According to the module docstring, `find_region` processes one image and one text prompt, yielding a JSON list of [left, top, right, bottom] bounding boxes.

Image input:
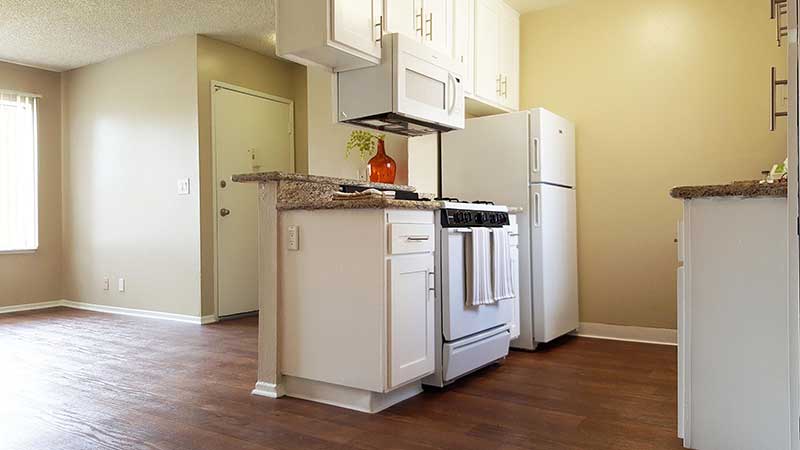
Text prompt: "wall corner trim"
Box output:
[[0, 300, 217, 325], [572, 322, 677, 346]]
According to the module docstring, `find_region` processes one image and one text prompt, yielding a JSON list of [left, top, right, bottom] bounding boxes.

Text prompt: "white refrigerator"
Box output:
[[441, 108, 579, 350]]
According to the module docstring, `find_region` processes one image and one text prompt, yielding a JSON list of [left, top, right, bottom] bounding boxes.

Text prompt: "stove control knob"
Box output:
[[475, 212, 485, 224]]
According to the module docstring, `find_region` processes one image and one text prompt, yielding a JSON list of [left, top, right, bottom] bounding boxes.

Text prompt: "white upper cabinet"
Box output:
[[452, 0, 474, 95], [470, 0, 520, 114], [383, 0, 453, 56], [474, 0, 501, 102], [384, 0, 421, 38], [277, 0, 383, 72]]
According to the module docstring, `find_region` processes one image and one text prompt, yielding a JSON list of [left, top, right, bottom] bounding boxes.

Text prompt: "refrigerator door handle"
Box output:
[[533, 192, 541, 227], [532, 138, 540, 173]]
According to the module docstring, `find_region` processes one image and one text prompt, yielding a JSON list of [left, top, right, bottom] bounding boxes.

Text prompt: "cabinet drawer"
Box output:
[[388, 224, 435, 254]]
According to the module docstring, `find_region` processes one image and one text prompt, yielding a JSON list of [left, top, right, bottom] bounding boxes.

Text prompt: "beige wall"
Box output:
[[62, 36, 202, 316], [520, 0, 787, 328], [0, 62, 62, 308], [305, 66, 409, 184], [196, 35, 306, 316]]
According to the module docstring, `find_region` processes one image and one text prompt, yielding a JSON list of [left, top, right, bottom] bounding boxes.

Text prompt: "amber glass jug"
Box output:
[[368, 139, 396, 184]]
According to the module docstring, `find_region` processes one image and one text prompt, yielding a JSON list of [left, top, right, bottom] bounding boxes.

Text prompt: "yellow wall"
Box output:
[[520, 0, 787, 328], [62, 36, 202, 316], [0, 62, 62, 308], [196, 35, 307, 316]]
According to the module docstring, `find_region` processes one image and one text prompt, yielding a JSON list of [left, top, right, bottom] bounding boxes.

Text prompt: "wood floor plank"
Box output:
[[0, 308, 685, 450]]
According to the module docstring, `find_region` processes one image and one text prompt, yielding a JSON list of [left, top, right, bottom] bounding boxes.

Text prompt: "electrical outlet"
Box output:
[[177, 178, 190, 195], [287, 225, 299, 251], [118, 278, 125, 292], [103, 277, 110, 291]]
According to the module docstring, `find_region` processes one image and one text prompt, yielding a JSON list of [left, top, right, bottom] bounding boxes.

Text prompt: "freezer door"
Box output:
[[529, 183, 579, 342], [530, 108, 575, 188], [441, 111, 530, 209]]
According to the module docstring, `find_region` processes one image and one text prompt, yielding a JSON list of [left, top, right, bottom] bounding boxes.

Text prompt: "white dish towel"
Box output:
[[466, 227, 495, 306], [492, 228, 515, 302]]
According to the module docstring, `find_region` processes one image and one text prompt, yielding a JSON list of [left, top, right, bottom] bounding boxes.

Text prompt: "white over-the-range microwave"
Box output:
[[337, 33, 465, 136]]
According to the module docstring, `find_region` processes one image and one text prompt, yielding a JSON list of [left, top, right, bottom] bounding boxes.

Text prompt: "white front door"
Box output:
[[214, 84, 294, 317]]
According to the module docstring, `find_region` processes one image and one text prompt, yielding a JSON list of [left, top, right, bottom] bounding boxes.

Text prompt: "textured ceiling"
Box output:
[[0, 0, 277, 72], [504, 0, 574, 14]]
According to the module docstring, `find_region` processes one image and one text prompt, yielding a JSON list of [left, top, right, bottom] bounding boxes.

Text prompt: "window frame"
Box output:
[[0, 89, 40, 254]]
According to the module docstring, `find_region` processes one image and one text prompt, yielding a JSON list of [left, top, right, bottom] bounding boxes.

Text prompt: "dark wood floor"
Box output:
[[0, 307, 684, 450]]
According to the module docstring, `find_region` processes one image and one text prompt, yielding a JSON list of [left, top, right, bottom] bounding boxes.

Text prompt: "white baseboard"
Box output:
[[0, 300, 64, 315], [252, 381, 285, 398], [573, 322, 677, 346], [0, 299, 217, 325]]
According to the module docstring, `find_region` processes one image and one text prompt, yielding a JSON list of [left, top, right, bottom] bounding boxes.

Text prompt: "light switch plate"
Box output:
[[177, 178, 190, 195], [287, 225, 299, 251]]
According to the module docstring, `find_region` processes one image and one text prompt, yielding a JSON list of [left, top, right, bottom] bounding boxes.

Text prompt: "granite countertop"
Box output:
[[670, 180, 788, 199], [231, 171, 416, 192]]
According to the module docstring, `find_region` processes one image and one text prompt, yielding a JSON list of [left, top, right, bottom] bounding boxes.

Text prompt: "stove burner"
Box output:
[[472, 201, 495, 205], [435, 197, 461, 202]]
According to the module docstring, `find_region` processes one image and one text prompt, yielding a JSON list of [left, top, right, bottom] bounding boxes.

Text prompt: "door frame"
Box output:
[[210, 80, 295, 319]]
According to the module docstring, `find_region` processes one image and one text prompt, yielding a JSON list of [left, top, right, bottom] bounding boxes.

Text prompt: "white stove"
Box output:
[[422, 199, 519, 387]]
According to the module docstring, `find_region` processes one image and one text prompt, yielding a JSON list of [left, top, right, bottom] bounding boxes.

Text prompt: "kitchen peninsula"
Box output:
[[232, 172, 441, 413], [671, 180, 790, 450]]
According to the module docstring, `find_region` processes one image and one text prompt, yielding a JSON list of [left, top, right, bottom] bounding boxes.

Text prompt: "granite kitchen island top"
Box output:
[[670, 180, 787, 199], [232, 171, 441, 210], [231, 171, 417, 192]]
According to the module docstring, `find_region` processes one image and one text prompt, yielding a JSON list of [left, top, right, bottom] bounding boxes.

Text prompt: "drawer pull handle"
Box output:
[[406, 235, 430, 241]]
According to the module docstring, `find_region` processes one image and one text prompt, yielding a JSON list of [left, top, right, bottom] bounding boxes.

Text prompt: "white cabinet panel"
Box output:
[[385, 0, 421, 39], [332, 0, 383, 59], [498, 2, 519, 110], [422, 0, 450, 55], [452, 0, 473, 94], [474, 0, 500, 102], [389, 253, 435, 388]]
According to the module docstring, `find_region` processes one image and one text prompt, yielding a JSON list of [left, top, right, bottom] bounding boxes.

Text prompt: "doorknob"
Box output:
[[220, 208, 231, 217]]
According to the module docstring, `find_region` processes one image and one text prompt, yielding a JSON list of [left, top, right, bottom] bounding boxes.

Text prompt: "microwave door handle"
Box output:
[[447, 72, 457, 113]]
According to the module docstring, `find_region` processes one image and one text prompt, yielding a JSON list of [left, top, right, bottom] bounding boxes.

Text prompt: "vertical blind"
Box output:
[[0, 91, 38, 252]]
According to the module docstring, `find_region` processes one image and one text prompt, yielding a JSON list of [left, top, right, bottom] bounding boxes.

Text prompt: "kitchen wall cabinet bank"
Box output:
[[677, 196, 791, 449], [276, 0, 521, 114], [279, 209, 435, 413]]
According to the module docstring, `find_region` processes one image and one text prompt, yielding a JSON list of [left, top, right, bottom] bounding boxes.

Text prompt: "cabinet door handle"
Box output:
[[220, 208, 231, 217], [375, 15, 383, 47], [771, 66, 788, 131], [416, 8, 424, 35], [501, 75, 508, 98], [496, 74, 502, 95], [426, 13, 433, 40]]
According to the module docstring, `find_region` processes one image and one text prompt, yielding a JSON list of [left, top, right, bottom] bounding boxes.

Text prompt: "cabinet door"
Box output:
[[498, 3, 519, 110], [422, 0, 451, 55], [474, 0, 500, 103], [388, 253, 435, 388], [385, 0, 421, 40], [332, 0, 383, 59], [452, 0, 473, 93]]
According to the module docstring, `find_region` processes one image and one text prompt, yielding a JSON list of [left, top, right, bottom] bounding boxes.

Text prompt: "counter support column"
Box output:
[[251, 181, 284, 398]]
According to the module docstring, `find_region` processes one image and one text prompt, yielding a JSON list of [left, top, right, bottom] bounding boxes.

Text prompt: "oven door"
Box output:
[[441, 227, 513, 342], [394, 38, 464, 130]]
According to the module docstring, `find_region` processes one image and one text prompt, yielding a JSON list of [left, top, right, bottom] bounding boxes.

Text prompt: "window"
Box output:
[[0, 91, 38, 252]]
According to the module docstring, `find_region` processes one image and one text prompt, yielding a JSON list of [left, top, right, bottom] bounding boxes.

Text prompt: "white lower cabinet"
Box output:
[[388, 253, 435, 388], [678, 197, 790, 449], [279, 208, 435, 413]]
